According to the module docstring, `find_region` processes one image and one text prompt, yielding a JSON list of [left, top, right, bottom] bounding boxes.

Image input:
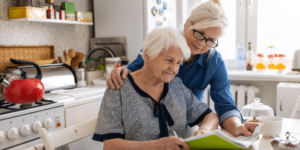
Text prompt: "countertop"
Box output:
[[228, 70, 300, 81], [44, 85, 107, 108]]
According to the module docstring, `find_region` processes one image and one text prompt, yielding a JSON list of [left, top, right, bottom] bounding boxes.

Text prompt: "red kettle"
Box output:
[[0, 59, 45, 104]]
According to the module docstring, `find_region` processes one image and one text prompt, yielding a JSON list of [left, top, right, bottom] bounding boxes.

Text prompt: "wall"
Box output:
[[0, 0, 93, 61]]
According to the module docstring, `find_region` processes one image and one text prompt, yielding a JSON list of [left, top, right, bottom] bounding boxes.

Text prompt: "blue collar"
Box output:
[[187, 50, 209, 67]]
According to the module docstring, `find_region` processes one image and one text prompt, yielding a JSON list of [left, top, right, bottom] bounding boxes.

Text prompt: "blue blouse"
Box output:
[[127, 49, 243, 126]]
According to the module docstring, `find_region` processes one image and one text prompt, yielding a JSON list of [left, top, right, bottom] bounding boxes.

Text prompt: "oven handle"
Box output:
[[280, 93, 283, 111]]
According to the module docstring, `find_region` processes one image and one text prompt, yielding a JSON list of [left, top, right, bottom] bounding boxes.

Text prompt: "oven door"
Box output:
[[5, 138, 42, 150]]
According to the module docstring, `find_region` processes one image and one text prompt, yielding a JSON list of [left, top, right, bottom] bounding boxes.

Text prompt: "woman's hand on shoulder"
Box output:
[[156, 136, 189, 150], [106, 67, 129, 89]]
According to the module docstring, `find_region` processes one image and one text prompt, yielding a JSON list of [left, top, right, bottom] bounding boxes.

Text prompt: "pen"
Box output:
[[172, 130, 178, 137], [172, 130, 183, 149]]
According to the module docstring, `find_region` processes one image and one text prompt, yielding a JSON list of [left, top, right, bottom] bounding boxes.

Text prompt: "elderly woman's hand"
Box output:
[[157, 136, 189, 150], [106, 67, 129, 89]]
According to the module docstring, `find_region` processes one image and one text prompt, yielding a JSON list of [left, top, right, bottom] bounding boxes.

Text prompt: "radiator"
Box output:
[[202, 85, 260, 112]]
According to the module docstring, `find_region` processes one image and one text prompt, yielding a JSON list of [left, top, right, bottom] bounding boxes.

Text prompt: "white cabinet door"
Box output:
[[65, 100, 101, 127], [277, 84, 300, 119]]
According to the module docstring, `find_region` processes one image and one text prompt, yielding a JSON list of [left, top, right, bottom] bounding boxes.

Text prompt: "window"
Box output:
[[255, 0, 300, 59]]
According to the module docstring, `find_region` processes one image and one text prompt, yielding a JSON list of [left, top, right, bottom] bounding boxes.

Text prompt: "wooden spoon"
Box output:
[[72, 52, 85, 69], [63, 50, 68, 64], [67, 49, 76, 66], [58, 56, 63, 63], [71, 52, 80, 68]]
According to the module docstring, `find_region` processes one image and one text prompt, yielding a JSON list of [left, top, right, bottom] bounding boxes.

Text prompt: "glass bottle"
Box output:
[[236, 43, 246, 71], [98, 55, 106, 70], [88, 58, 96, 71], [246, 42, 254, 70], [85, 60, 89, 71]]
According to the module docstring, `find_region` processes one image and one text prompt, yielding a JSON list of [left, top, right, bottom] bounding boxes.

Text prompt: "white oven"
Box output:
[[0, 102, 65, 150]]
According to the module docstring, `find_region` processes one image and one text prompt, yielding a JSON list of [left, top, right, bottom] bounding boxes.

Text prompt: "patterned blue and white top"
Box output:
[[92, 74, 212, 142]]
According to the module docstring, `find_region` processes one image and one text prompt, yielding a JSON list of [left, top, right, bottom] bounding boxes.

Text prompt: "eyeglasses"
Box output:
[[190, 21, 218, 48]]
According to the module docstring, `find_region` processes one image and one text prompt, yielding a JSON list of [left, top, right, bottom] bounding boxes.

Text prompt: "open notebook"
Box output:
[[184, 124, 263, 149]]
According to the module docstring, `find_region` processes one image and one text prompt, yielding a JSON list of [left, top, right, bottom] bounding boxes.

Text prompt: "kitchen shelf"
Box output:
[[9, 18, 93, 25], [228, 70, 300, 81]]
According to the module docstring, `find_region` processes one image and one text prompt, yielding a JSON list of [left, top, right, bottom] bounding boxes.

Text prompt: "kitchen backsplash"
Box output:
[[0, 0, 93, 61], [0, 0, 200, 61]]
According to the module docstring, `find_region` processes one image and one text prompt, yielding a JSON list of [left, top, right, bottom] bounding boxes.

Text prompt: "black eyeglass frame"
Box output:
[[190, 21, 219, 48]]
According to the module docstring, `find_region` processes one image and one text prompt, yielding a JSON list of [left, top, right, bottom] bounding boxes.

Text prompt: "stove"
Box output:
[[0, 99, 56, 115], [0, 98, 65, 150]]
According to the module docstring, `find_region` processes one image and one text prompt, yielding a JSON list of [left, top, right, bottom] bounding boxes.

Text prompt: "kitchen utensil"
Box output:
[[241, 98, 274, 117], [72, 52, 85, 69], [67, 49, 76, 66], [71, 52, 80, 68], [270, 131, 299, 149], [0, 59, 45, 104], [63, 50, 68, 65], [292, 49, 300, 71], [258, 116, 283, 138], [58, 56, 63, 63], [8, 63, 77, 92]]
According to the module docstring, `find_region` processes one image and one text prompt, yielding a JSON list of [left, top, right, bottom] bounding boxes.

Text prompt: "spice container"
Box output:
[[60, 8, 65, 20], [54, 5, 60, 20], [47, 5, 54, 19]]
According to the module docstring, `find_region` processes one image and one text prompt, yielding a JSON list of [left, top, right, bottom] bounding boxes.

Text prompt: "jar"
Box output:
[[75, 68, 86, 87], [105, 57, 121, 76], [241, 98, 274, 118]]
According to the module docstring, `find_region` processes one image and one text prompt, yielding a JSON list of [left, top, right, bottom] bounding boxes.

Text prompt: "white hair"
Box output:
[[189, 0, 228, 37], [141, 27, 190, 61]]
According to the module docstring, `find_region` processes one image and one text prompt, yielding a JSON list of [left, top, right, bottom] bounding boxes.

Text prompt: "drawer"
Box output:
[[65, 100, 101, 127]]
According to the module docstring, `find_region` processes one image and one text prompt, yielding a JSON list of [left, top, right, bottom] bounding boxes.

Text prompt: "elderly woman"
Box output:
[[106, 0, 259, 137], [93, 27, 219, 150]]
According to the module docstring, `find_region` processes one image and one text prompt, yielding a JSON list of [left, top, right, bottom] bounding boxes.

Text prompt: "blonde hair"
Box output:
[[141, 27, 190, 61], [189, 0, 228, 37]]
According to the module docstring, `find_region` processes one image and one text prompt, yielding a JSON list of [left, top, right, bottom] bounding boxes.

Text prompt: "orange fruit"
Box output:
[[256, 63, 266, 69], [268, 63, 276, 69], [276, 63, 286, 69]]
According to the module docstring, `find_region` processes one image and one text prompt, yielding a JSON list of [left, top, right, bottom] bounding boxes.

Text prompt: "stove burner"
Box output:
[[20, 103, 34, 109], [0, 100, 15, 108], [0, 99, 55, 115]]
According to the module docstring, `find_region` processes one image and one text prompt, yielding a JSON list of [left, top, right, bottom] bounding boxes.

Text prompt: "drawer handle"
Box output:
[[280, 93, 283, 111]]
